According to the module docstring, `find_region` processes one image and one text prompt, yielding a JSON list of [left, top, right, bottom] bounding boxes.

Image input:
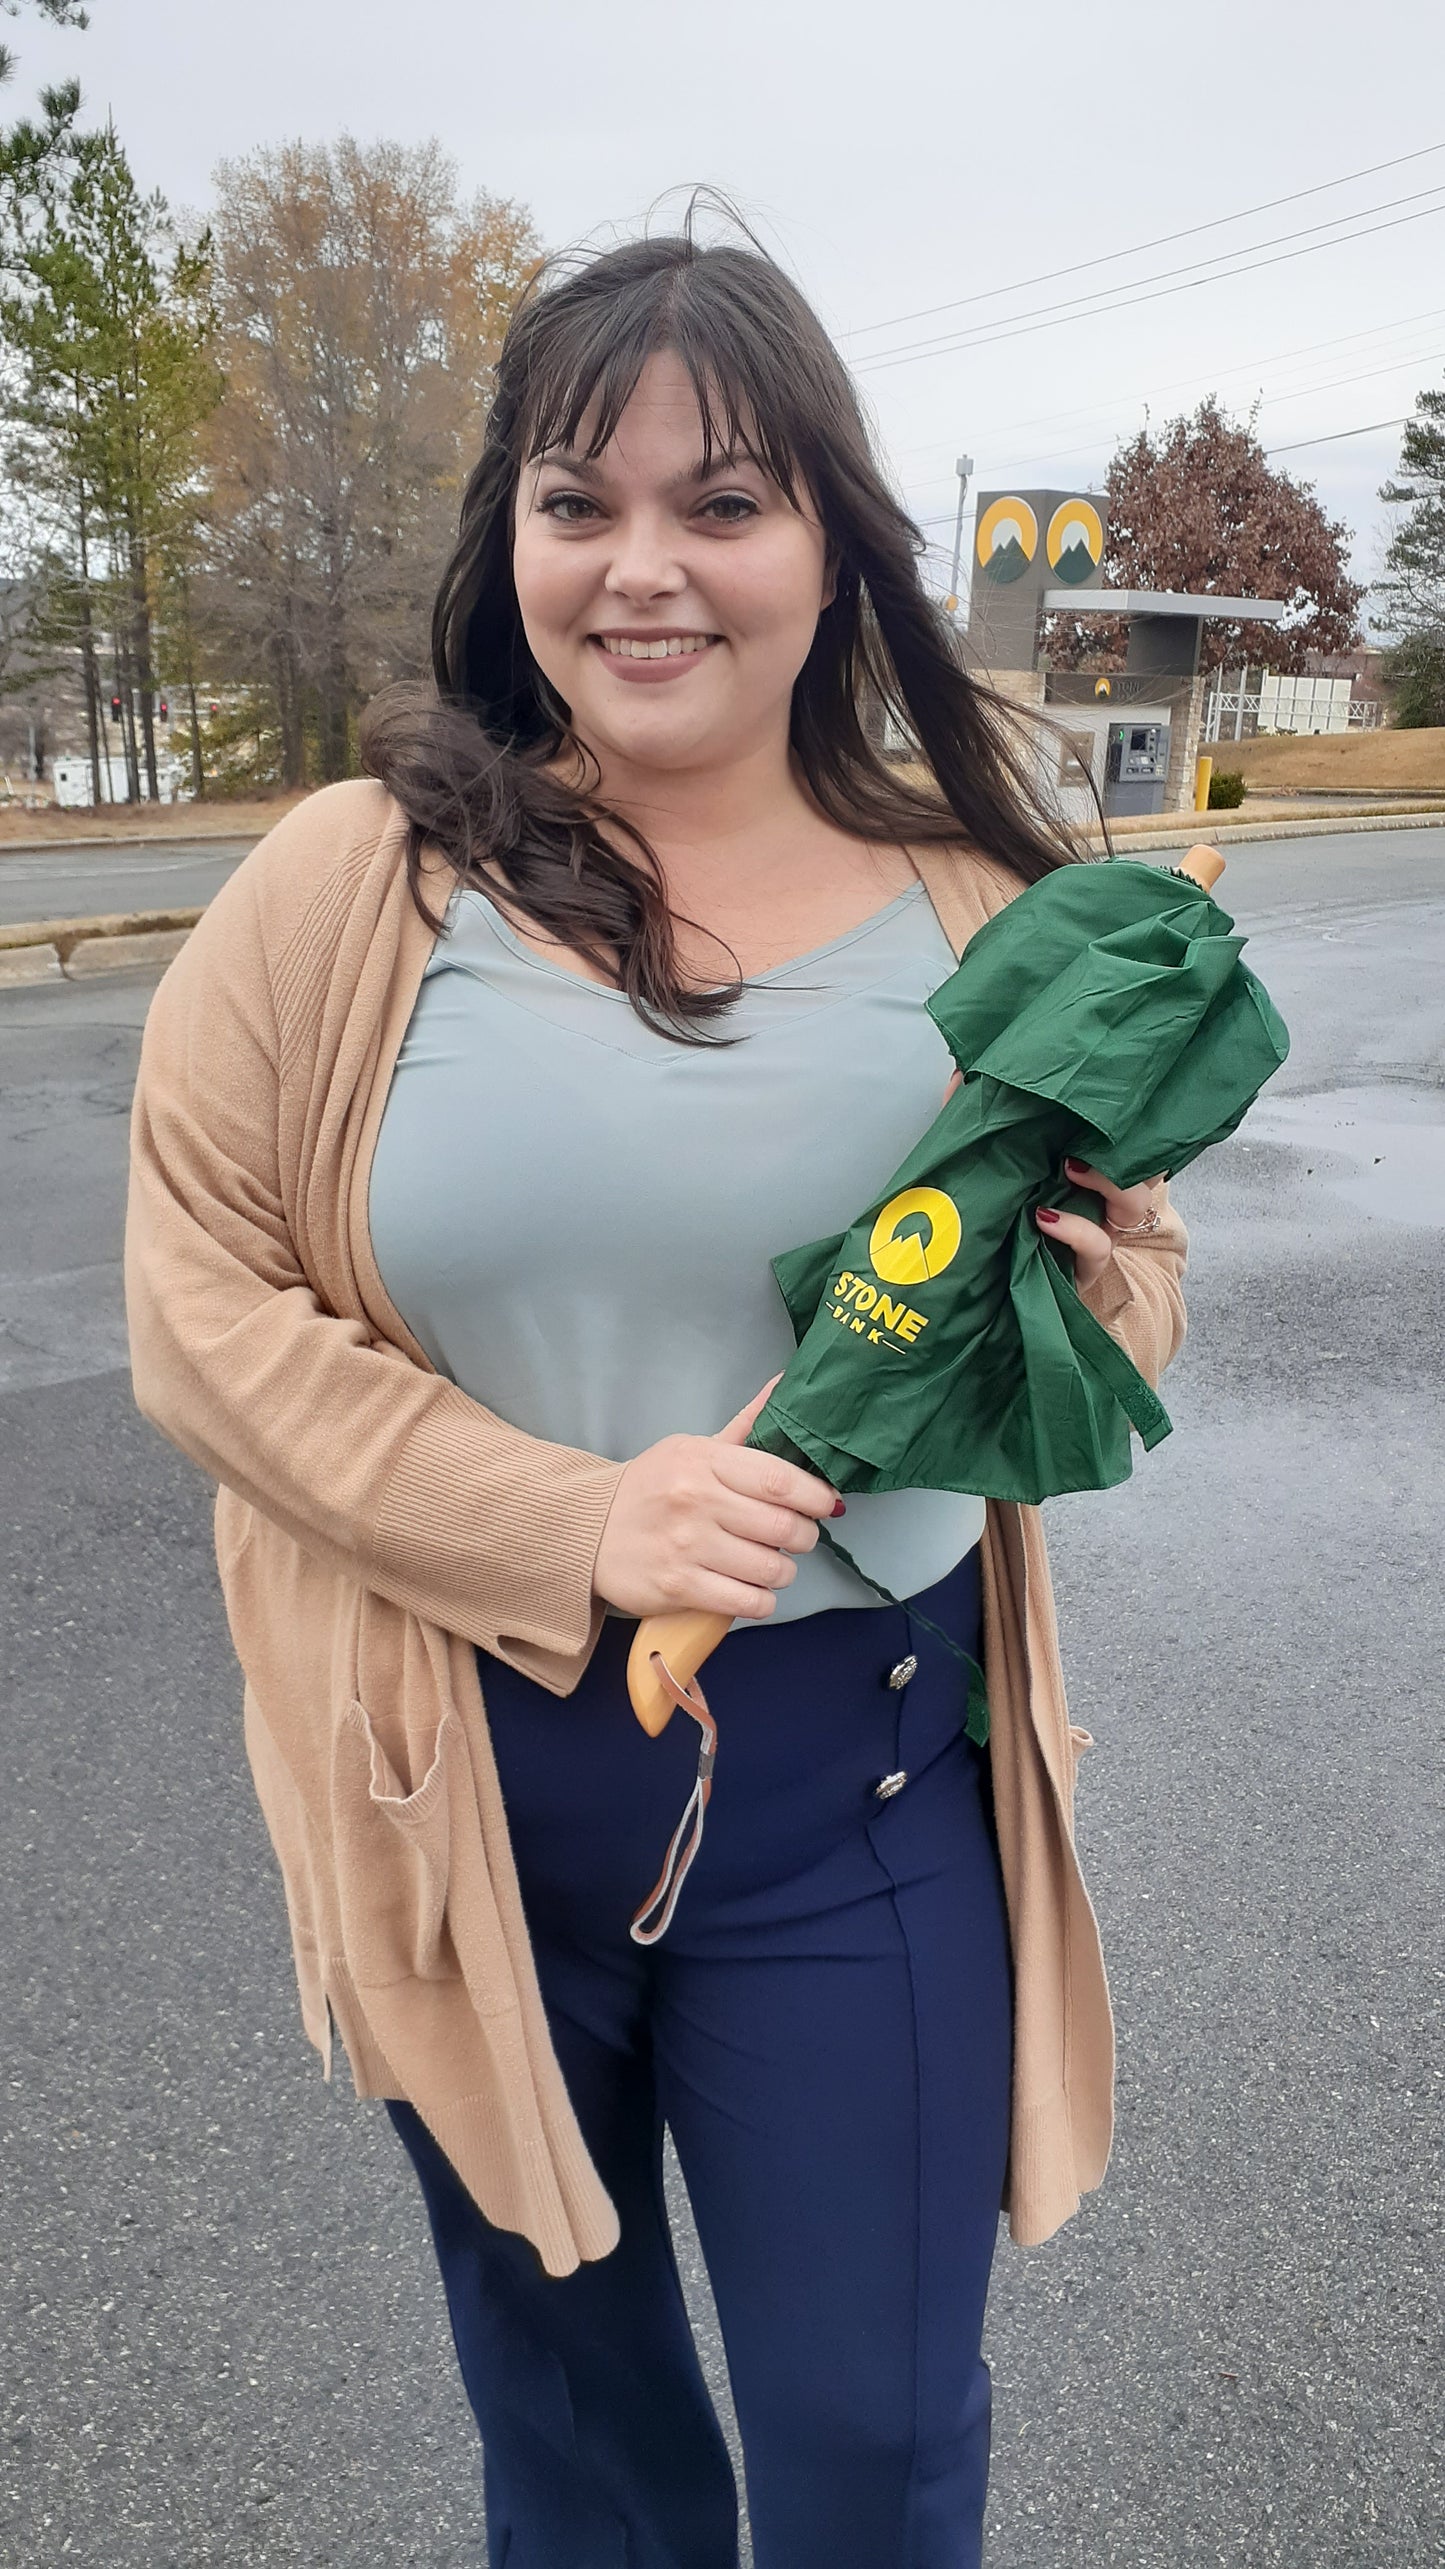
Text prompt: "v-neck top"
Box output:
[[367, 875, 986, 1622]]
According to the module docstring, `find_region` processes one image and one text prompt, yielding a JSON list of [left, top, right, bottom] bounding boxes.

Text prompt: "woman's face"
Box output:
[[511, 348, 835, 781]]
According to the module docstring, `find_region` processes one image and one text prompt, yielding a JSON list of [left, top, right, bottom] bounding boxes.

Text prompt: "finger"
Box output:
[[674, 1567, 784, 1624], [1103, 1178, 1165, 1229], [703, 1530, 800, 1594], [712, 1441, 841, 1520], [718, 1374, 785, 1443], [713, 1486, 823, 1555], [1064, 1157, 1166, 1220], [1036, 1206, 1113, 1279]]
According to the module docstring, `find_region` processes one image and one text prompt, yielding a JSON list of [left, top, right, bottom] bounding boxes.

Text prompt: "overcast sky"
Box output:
[[12, 0, 1442, 613]]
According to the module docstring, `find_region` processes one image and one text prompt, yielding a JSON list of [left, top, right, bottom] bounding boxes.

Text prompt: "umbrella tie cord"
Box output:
[[629, 1658, 718, 1946], [816, 1523, 990, 1747]]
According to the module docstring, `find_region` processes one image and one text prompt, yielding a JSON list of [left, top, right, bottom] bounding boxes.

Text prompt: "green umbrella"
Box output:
[[624, 845, 1289, 1942], [751, 846, 1288, 1504]]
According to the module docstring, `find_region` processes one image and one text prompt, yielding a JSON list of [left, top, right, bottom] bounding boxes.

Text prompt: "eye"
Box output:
[[537, 491, 599, 523], [700, 493, 759, 524]]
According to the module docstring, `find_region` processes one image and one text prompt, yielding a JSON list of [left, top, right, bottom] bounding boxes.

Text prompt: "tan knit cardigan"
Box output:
[[124, 779, 1187, 2276]]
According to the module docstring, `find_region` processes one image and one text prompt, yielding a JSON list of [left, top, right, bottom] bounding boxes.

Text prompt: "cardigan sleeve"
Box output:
[[123, 844, 628, 1692], [1073, 1190, 1188, 1389]]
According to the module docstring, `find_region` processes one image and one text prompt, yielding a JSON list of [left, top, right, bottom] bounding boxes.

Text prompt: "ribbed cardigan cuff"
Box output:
[[369, 1385, 628, 1690]]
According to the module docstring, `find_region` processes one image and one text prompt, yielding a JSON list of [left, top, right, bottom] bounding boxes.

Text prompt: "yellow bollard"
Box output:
[[1194, 754, 1213, 813]]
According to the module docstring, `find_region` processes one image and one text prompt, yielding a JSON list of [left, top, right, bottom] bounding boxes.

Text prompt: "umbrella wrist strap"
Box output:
[[629, 1660, 718, 1947], [817, 1524, 990, 1746]]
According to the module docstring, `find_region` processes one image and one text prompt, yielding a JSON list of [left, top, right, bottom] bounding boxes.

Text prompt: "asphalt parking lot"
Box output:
[[1, 826, 1441, 2566]]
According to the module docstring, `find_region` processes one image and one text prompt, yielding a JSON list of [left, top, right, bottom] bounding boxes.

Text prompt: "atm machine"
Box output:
[[1104, 720, 1171, 817]]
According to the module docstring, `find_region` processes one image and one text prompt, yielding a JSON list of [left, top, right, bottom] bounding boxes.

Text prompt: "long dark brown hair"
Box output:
[[360, 196, 1094, 1045]]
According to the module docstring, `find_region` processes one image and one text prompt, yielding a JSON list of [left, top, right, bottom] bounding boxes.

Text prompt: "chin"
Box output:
[[582, 705, 734, 768]]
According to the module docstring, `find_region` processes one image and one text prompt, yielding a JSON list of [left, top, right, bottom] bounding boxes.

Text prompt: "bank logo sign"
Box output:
[[1046, 497, 1105, 584], [976, 495, 1039, 585]]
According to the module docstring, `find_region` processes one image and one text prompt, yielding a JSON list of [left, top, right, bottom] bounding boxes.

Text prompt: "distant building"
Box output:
[[51, 753, 190, 808], [1202, 661, 1386, 741]]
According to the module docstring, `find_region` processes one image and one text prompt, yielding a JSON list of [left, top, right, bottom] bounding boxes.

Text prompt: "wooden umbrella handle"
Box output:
[[1176, 842, 1225, 891], [626, 843, 1226, 1737], [628, 1610, 733, 1735]]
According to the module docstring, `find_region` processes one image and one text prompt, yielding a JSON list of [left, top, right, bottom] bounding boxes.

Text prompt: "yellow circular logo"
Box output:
[[868, 1187, 963, 1287], [975, 495, 1038, 585], [1045, 497, 1104, 584]]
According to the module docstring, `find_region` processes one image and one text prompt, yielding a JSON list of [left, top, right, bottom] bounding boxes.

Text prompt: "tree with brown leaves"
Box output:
[[1044, 397, 1363, 675], [197, 135, 539, 786]]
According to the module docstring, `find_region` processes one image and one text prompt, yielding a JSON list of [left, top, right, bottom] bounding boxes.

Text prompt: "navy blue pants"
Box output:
[[386, 1545, 1014, 2568]]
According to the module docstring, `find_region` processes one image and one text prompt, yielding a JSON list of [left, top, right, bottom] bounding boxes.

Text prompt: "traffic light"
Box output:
[[109, 693, 121, 721], [158, 696, 169, 721], [209, 701, 219, 717]]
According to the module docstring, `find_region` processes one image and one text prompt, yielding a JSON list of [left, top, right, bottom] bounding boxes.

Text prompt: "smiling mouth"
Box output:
[[592, 633, 722, 660]]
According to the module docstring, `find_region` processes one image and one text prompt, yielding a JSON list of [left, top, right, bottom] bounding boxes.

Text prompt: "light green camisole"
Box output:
[[368, 875, 986, 1623]]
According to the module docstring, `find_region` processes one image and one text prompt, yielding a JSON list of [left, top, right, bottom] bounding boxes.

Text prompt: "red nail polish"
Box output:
[[831, 1496, 847, 1516], [1037, 1207, 1061, 1226]]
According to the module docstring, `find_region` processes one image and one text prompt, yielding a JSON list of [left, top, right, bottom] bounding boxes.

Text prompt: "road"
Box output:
[[0, 837, 252, 926], [2, 827, 1441, 2567]]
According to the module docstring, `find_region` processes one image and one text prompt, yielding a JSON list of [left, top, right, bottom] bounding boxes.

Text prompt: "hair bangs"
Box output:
[[516, 262, 806, 513]]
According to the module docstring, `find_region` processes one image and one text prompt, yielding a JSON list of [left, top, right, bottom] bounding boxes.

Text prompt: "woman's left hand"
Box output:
[[1035, 1157, 1166, 1286], [938, 1074, 1166, 1286]]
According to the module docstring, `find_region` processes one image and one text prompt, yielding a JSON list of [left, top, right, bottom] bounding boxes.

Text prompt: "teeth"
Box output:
[[600, 635, 715, 659]]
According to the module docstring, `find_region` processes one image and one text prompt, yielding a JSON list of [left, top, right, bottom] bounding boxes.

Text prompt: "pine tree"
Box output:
[[0, 0, 89, 96], [0, 95, 221, 800], [1375, 384, 1445, 729]]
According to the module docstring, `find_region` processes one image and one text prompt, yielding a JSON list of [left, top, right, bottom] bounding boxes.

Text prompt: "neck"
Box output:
[[560, 726, 823, 895]]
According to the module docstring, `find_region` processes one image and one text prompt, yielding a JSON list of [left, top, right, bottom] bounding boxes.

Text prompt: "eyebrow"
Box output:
[[533, 447, 763, 492]]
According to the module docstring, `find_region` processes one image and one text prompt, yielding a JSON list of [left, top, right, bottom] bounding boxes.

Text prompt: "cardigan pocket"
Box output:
[[331, 1700, 463, 1988]]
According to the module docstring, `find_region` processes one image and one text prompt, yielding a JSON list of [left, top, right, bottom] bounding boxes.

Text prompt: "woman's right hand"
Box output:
[[591, 1375, 842, 1623]]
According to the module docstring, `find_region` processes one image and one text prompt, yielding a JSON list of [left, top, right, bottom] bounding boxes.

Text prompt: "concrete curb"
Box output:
[[0, 830, 258, 858], [0, 941, 64, 986], [1093, 810, 1445, 853], [0, 908, 204, 976], [66, 925, 193, 975]]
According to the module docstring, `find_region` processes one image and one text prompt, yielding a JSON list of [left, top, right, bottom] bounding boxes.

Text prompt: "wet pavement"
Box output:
[[1241, 1084, 1445, 1228], [1, 824, 1441, 2566]]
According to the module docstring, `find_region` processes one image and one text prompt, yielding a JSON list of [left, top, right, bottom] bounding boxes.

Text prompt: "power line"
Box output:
[[886, 304, 1445, 473], [855, 199, 1445, 376], [843, 140, 1445, 342], [857, 187, 1445, 372], [906, 347, 1445, 521], [1265, 416, 1408, 455]]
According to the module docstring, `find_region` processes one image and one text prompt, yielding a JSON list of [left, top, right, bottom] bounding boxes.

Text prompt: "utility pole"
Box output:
[[944, 454, 975, 617]]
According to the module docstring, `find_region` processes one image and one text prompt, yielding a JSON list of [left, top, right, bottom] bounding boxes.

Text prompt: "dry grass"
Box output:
[[0, 790, 311, 848], [1204, 727, 1445, 794]]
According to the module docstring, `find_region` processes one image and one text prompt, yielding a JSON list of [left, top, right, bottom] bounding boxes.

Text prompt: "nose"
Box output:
[[601, 507, 688, 604]]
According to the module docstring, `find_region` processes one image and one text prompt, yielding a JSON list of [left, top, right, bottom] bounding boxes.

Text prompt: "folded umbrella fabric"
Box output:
[[747, 856, 1289, 1509]]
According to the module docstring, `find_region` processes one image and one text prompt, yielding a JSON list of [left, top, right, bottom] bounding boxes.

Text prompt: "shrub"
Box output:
[[1208, 768, 1247, 808]]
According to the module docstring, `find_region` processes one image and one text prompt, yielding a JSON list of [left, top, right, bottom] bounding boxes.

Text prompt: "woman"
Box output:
[[125, 217, 1186, 2569]]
